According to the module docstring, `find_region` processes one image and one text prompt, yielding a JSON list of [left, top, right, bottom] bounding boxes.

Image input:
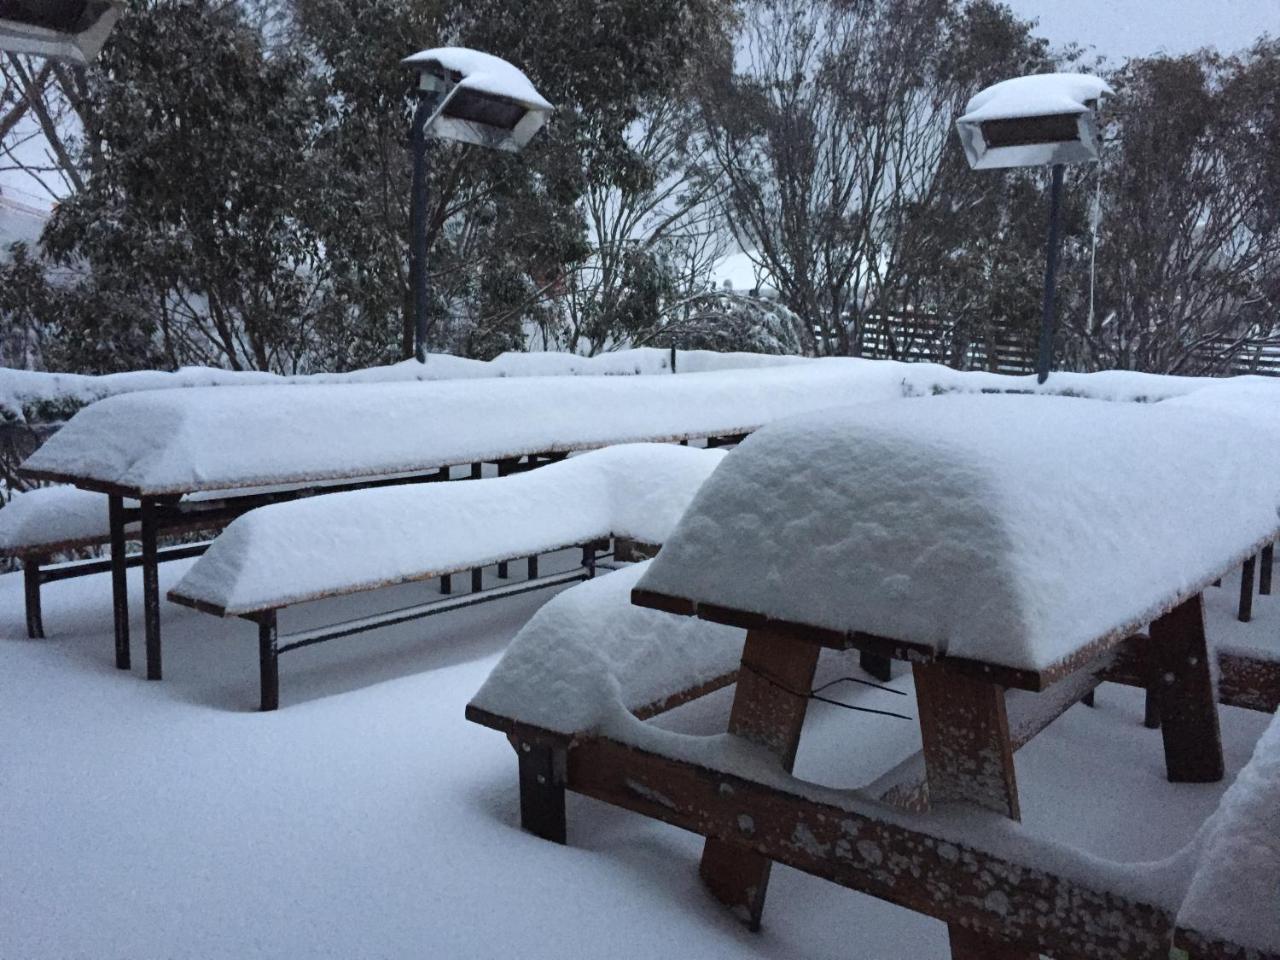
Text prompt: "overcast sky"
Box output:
[[1005, 0, 1278, 61]]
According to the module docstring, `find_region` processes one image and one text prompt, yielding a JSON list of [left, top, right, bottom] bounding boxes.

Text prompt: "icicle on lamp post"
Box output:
[[0, 0, 122, 64], [401, 47, 554, 363], [956, 73, 1112, 383]]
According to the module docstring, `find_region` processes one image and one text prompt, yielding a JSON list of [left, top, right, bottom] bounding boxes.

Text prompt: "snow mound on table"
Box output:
[[637, 394, 1280, 673], [22, 361, 904, 495], [171, 444, 724, 615], [470, 561, 744, 735], [0, 485, 133, 552], [959, 72, 1113, 122], [1178, 708, 1280, 952]]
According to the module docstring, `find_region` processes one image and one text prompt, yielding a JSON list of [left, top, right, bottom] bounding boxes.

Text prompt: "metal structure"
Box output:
[[0, 0, 122, 64], [401, 49, 554, 362], [956, 74, 1110, 383]]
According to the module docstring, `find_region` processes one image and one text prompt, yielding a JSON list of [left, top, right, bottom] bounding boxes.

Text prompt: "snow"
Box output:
[[0, 484, 132, 552], [0, 348, 804, 422], [170, 444, 724, 615], [470, 561, 744, 734], [401, 47, 552, 110], [20, 361, 907, 495], [959, 72, 1114, 123], [1178, 707, 1280, 951], [637, 393, 1280, 672], [2, 540, 1278, 957]]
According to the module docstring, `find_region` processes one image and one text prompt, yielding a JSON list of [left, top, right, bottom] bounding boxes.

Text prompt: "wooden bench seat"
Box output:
[[168, 444, 727, 709]]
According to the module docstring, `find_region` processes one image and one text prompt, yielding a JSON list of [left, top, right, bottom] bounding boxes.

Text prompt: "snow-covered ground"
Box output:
[[1, 556, 1271, 959]]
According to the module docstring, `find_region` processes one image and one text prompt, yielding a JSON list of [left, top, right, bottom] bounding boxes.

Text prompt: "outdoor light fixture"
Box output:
[[0, 0, 122, 64], [402, 47, 554, 362], [956, 72, 1112, 382]]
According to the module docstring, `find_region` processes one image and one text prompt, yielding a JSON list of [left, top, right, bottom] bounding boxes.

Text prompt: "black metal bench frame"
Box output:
[[175, 539, 612, 711]]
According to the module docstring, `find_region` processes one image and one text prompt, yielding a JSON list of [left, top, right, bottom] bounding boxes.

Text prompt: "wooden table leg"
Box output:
[[913, 663, 1020, 820], [914, 663, 1035, 959], [700, 628, 819, 931], [1239, 555, 1256, 623], [1151, 593, 1223, 783], [948, 925, 1040, 960]]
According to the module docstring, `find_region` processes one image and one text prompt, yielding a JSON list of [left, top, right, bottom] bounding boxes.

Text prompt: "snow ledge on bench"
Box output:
[[168, 444, 725, 616], [468, 561, 745, 735]]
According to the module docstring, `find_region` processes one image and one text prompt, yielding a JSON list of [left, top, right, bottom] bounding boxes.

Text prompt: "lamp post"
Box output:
[[956, 73, 1112, 383], [0, 0, 122, 63], [401, 47, 553, 363]]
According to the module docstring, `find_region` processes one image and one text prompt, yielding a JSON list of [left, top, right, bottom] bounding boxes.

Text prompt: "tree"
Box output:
[[12, 0, 334, 373], [695, 0, 1073, 361], [294, 0, 735, 361], [1060, 41, 1280, 373]]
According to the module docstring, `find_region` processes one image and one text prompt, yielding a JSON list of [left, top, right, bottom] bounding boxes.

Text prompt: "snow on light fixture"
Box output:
[[955, 72, 1113, 383], [400, 47, 554, 363], [0, 0, 123, 64], [401, 47, 554, 154]]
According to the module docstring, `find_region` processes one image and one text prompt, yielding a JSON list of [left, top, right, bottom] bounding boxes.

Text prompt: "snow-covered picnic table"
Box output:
[[472, 392, 1280, 960], [18, 363, 903, 682]]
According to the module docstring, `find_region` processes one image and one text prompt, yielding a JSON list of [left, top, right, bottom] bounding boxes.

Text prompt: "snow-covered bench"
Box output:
[[167, 444, 726, 710], [466, 561, 746, 840], [0, 486, 209, 639], [1174, 706, 1280, 958]]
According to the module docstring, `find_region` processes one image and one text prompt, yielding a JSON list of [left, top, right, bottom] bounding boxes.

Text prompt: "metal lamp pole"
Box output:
[[409, 88, 443, 364], [1036, 163, 1066, 384]]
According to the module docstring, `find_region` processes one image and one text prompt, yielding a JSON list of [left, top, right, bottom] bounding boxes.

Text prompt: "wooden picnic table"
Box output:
[[631, 571, 1231, 957]]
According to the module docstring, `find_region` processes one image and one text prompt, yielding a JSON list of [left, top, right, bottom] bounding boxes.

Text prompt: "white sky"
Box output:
[[1005, 0, 1278, 61]]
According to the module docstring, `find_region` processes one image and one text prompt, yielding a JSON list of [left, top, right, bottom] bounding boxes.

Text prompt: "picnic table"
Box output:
[[472, 392, 1280, 959], [16, 364, 890, 678]]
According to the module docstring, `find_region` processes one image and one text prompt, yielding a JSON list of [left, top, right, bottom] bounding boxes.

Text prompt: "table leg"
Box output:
[[1151, 593, 1223, 783], [948, 926, 1039, 960], [1261, 542, 1274, 595], [913, 663, 1020, 819], [1239, 555, 1256, 623], [700, 628, 819, 931], [141, 497, 162, 680], [859, 650, 892, 682], [23, 555, 45, 639], [914, 663, 1031, 959], [108, 494, 131, 670]]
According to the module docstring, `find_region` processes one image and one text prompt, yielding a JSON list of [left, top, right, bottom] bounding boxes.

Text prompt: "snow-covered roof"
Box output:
[[169, 444, 724, 615], [959, 72, 1114, 123], [401, 47, 551, 110], [19, 361, 907, 496], [469, 560, 744, 734], [635, 393, 1280, 674]]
